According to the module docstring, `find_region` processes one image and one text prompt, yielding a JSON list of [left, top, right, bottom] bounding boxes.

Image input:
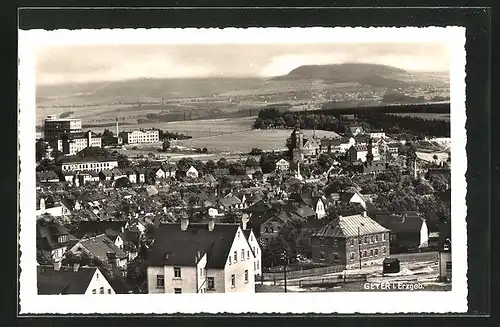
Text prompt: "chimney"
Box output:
[[362, 211, 367, 217], [53, 261, 62, 271], [208, 218, 215, 232], [241, 214, 249, 231], [338, 215, 343, 219], [73, 263, 80, 272], [40, 198, 46, 212], [180, 217, 189, 231]]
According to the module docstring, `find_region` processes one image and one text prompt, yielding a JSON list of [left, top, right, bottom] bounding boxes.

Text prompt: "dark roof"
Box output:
[[148, 223, 240, 269], [77, 234, 127, 261], [100, 170, 113, 177], [75, 221, 127, 239], [37, 171, 59, 181], [36, 219, 69, 251], [37, 266, 98, 294], [375, 213, 424, 233]]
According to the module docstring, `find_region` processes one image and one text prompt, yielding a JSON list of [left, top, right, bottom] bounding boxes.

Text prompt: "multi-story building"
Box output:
[[311, 212, 390, 270], [121, 129, 160, 145], [59, 148, 118, 173], [54, 131, 102, 155], [147, 220, 256, 294], [43, 115, 82, 141], [241, 215, 262, 278]]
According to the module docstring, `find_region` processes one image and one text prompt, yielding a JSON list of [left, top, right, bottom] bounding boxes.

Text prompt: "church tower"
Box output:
[[366, 136, 374, 164], [290, 123, 304, 163]]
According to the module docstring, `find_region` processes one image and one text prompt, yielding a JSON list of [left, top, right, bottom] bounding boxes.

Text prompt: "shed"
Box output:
[[382, 258, 400, 274]]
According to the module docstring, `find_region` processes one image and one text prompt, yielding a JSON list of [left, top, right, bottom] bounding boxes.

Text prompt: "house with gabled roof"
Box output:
[[241, 215, 262, 277], [37, 265, 115, 295], [311, 212, 390, 269], [147, 219, 256, 293], [375, 212, 429, 253], [37, 218, 71, 263]]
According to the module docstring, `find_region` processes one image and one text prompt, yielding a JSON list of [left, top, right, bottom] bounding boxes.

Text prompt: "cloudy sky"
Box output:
[[36, 43, 450, 85]]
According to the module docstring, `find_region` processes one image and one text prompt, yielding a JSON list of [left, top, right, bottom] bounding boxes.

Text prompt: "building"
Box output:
[[69, 234, 128, 277], [241, 216, 262, 278], [43, 115, 82, 141], [375, 212, 429, 253], [121, 129, 160, 145], [369, 130, 386, 139], [37, 218, 71, 263], [275, 158, 290, 172], [439, 239, 452, 282], [36, 171, 60, 183], [52, 131, 102, 156], [60, 148, 119, 172], [349, 126, 365, 136], [147, 220, 256, 294], [185, 166, 199, 179], [311, 212, 390, 269], [37, 265, 116, 295], [330, 191, 367, 210], [289, 125, 304, 163]]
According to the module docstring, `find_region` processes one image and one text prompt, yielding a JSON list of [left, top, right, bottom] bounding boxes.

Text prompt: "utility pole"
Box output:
[[281, 250, 288, 293], [358, 226, 362, 269]]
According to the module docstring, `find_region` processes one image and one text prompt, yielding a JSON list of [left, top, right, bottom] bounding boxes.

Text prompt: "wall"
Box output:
[[223, 227, 255, 293], [420, 221, 429, 247], [316, 200, 326, 219], [147, 266, 165, 293], [84, 268, 116, 295], [311, 237, 347, 266], [439, 251, 452, 281], [350, 193, 366, 209], [246, 230, 262, 276]]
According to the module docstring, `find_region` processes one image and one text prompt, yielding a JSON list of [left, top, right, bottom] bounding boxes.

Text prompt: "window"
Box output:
[[231, 274, 235, 287], [199, 268, 203, 277], [229, 256, 232, 265], [446, 262, 452, 272], [207, 277, 215, 290], [257, 261, 259, 269], [237, 231, 241, 238], [269, 227, 274, 233], [350, 238, 354, 246], [363, 251, 367, 257], [320, 238, 325, 247], [375, 235, 379, 242], [108, 289, 111, 294], [174, 288, 182, 294], [247, 250, 250, 259], [92, 289, 96, 294], [174, 267, 181, 278], [100, 287, 104, 294], [369, 249, 373, 257], [374, 249, 379, 256], [245, 270, 249, 283], [241, 249, 245, 261], [382, 233, 386, 241], [256, 248, 259, 254], [234, 251, 237, 262], [370, 236, 374, 243], [157, 275, 165, 288], [319, 252, 325, 261], [350, 253, 355, 260], [364, 237, 368, 244], [383, 247, 386, 254]]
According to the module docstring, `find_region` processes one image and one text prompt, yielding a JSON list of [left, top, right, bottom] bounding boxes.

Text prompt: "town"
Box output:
[[35, 108, 452, 295]]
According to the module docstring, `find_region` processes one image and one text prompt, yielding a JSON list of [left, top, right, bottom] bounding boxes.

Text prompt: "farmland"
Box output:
[[175, 129, 340, 154]]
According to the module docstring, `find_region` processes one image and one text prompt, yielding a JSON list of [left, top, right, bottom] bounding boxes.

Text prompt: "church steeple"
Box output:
[[366, 137, 374, 164]]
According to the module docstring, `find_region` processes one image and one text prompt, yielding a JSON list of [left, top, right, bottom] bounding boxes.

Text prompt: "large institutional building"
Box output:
[[121, 129, 160, 145], [43, 116, 102, 155]]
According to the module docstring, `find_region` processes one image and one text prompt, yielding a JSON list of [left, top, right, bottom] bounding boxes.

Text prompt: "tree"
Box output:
[[126, 257, 147, 292], [205, 160, 216, 173], [221, 210, 239, 223], [261, 235, 291, 268], [318, 153, 334, 169], [36, 139, 48, 161], [102, 129, 116, 146], [117, 154, 130, 168], [51, 149, 64, 163], [325, 176, 355, 194], [259, 153, 277, 174], [114, 176, 131, 188], [162, 140, 171, 151], [244, 157, 259, 168], [229, 162, 246, 175], [202, 147, 208, 153], [177, 157, 195, 172], [249, 148, 264, 155], [415, 179, 435, 195], [217, 158, 229, 169]]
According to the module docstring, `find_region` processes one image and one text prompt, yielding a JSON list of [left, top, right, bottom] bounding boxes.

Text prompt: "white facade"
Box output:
[[147, 226, 255, 294], [315, 199, 326, 219], [123, 130, 160, 144], [419, 220, 429, 248], [186, 166, 199, 179], [276, 159, 290, 171], [62, 160, 118, 172], [84, 268, 116, 295], [370, 131, 386, 139], [245, 230, 262, 277], [349, 193, 367, 209]]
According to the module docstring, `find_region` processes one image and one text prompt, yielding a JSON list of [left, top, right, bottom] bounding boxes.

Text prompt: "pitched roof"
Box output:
[[148, 223, 240, 269], [36, 219, 70, 251], [75, 221, 127, 239], [37, 171, 59, 181], [313, 214, 389, 238], [77, 234, 127, 261], [375, 213, 424, 233], [37, 266, 98, 294]]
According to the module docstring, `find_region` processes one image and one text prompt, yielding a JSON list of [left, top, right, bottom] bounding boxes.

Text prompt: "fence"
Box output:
[[262, 265, 345, 282], [271, 274, 367, 288]]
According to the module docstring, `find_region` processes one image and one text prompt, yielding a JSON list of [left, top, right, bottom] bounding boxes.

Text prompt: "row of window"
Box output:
[[91, 287, 112, 294], [63, 162, 117, 170], [229, 248, 252, 265], [156, 269, 250, 292], [349, 247, 386, 260], [231, 270, 250, 288], [349, 233, 386, 246]]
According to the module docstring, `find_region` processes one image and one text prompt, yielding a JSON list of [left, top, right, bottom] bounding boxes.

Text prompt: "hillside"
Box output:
[[273, 63, 412, 87]]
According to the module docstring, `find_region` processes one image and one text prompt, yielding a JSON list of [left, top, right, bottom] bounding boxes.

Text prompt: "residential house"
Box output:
[[99, 170, 113, 181], [60, 171, 76, 183], [70, 234, 128, 277], [311, 212, 390, 269], [136, 169, 146, 183], [369, 129, 386, 139], [241, 215, 262, 277], [123, 168, 137, 184], [75, 220, 128, 250], [217, 196, 242, 211], [37, 219, 71, 263], [330, 191, 367, 210], [302, 138, 320, 163], [186, 166, 199, 179], [360, 160, 388, 175], [147, 219, 256, 293], [275, 159, 290, 172], [349, 126, 365, 136], [375, 212, 429, 253], [36, 198, 71, 220], [298, 193, 328, 219], [36, 171, 60, 183], [37, 265, 116, 295], [111, 168, 126, 180]]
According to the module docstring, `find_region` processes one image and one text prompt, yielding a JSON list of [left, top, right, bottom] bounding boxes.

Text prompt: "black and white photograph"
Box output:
[[18, 27, 467, 314]]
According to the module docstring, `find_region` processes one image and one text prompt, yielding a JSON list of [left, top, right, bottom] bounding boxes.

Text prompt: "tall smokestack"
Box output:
[[116, 118, 119, 138], [241, 214, 249, 231]]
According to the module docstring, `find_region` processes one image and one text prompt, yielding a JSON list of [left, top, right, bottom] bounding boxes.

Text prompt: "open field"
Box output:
[[392, 113, 450, 121], [176, 128, 340, 154]]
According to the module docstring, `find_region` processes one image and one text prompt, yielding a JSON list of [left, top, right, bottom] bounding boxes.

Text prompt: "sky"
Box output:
[[36, 43, 450, 85]]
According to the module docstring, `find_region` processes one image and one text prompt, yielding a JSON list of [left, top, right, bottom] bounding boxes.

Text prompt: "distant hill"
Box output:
[[272, 63, 412, 87]]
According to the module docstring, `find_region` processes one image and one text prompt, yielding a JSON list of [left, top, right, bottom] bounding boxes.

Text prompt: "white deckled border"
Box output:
[[18, 27, 467, 314]]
